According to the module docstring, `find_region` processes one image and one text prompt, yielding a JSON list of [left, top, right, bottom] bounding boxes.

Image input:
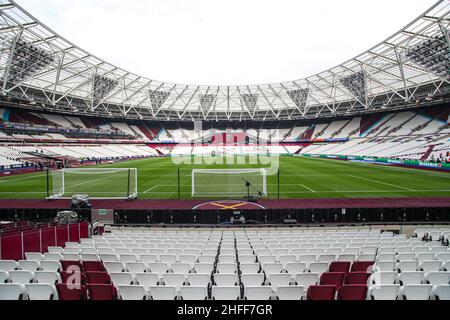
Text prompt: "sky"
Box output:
[[16, 0, 438, 85]]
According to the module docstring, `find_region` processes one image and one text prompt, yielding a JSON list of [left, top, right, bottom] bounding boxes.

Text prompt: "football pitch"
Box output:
[[0, 156, 449, 199]]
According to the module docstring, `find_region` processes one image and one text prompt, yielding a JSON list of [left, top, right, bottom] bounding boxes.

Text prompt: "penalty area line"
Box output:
[[143, 185, 159, 194], [299, 184, 317, 193]]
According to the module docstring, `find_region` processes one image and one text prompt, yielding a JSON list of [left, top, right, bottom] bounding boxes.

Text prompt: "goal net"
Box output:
[[48, 168, 138, 199], [192, 168, 267, 198]]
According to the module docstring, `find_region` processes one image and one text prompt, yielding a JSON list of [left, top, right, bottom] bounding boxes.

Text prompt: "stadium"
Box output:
[[0, 0, 449, 303]]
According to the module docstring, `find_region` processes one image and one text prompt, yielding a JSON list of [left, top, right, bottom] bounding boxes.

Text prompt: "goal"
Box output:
[[191, 168, 267, 198], [48, 168, 138, 199]]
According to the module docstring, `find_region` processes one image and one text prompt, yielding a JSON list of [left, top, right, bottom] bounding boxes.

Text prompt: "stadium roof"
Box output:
[[0, 0, 449, 122]]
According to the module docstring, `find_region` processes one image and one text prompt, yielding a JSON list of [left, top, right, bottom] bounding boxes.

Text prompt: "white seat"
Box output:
[[63, 254, 81, 261], [179, 255, 196, 266], [416, 253, 435, 262], [126, 262, 147, 275], [63, 248, 80, 255], [357, 254, 376, 261], [369, 272, 398, 285], [162, 273, 186, 289], [198, 255, 215, 264], [216, 263, 237, 274], [180, 286, 208, 300], [139, 254, 158, 264], [25, 284, 57, 300], [308, 262, 329, 275], [18, 260, 40, 272], [47, 247, 64, 254], [0, 283, 27, 300], [118, 285, 147, 300], [100, 254, 119, 262], [148, 263, 169, 274], [218, 255, 236, 263], [104, 262, 125, 273], [97, 248, 115, 255], [298, 255, 316, 264], [441, 261, 450, 272], [424, 272, 450, 285], [0, 260, 19, 271], [241, 273, 265, 287], [295, 273, 319, 287], [284, 263, 306, 274], [397, 272, 425, 285], [337, 254, 355, 262], [9, 271, 35, 284], [258, 256, 276, 264], [110, 272, 134, 286], [39, 261, 61, 272], [397, 253, 416, 261], [120, 254, 138, 263], [160, 254, 177, 266], [244, 286, 272, 300], [34, 272, 61, 284], [419, 261, 442, 272], [436, 253, 450, 262], [0, 271, 10, 283], [268, 274, 292, 290], [317, 255, 336, 263], [239, 255, 257, 264], [193, 263, 214, 275], [25, 253, 44, 261], [278, 255, 296, 266], [373, 261, 396, 272], [186, 274, 211, 287], [377, 254, 396, 262], [213, 273, 238, 286], [81, 248, 98, 255], [431, 284, 450, 300], [276, 286, 305, 300], [396, 261, 418, 273], [148, 286, 177, 300], [399, 284, 432, 300], [262, 263, 283, 275], [212, 286, 240, 300], [135, 273, 160, 287], [171, 263, 191, 275], [43, 253, 63, 261], [368, 285, 400, 300], [239, 263, 260, 274]]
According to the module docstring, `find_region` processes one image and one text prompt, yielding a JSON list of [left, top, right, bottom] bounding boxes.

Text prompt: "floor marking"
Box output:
[[143, 185, 159, 194], [346, 174, 415, 191], [300, 184, 316, 193]]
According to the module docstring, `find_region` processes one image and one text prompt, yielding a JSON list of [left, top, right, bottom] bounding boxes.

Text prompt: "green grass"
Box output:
[[0, 156, 449, 199]]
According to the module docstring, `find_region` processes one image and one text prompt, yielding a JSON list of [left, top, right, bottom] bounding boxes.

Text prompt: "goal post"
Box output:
[[48, 168, 138, 200], [191, 168, 267, 198]]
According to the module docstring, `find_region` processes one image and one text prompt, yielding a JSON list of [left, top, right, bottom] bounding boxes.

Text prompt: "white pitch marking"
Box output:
[[143, 185, 159, 194], [346, 174, 415, 191], [299, 184, 316, 193]]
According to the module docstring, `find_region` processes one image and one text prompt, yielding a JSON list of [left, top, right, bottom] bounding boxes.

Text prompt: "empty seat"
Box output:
[[307, 285, 337, 300], [160, 254, 177, 266], [399, 285, 433, 300], [219, 255, 236, 263], [61, 260, 83, 272], [139, 254, 158, 265], [368, 284, 400, 300], [86, 272, 111, 285], [320, 273, 345, 288], [81, 254, 100, 262], [369, 272, 397, 285], [25, 253, 44, 261], [431, 285, 450, 300], [193, 263, 214, 275], [241, 273, 265, 287], [119, 254, 138, 263], [34, 272, 61, 285], [436, 253, 450, 262], [329, 262, 351, 273], [216, 263, 237, 274], [40, 261, 61, 272], [47, 247, 64, 255], [212, 286, 240, 300], [351, 261, 374, 272], [416, 253, 435, 262], [377, 254, 396, 262], [214, 273, 238, 286], [397, 261, 418, 273], [0, 260, 19, 272], [298, 255, 316, 264], [268, 274, 292, 290], [239, 255, 257, 264], [83, 261, 105, 272], [397, 272, 425, 285], [162, 273, 186, 289], [118, 285, 147, 300], [104, 262, 125, 273], [397, 253, 416, 261], [373, 261, 396, 272], [148, 263, 169, 274], [148, 286, 177, 300], [317, 255, 336, 264], [186, 273, 210, 288], [110, 272, 134, 286], [180, 286, 208, 300], [275, 286, 305, 300], [55, 283, 86, 300], [25, 284, 57, 300], [135, 273, 160, 287], [244, 286, 272, 300], [126, 262, 147, 275], [87, 284, 118, 300], [0, 271, 10, 283], [18, 260, 40, 272], [9, 271, 35, 284], [419, 261, 442, 272], [424, 272, 450, 285], [43, 253, 63, 261], [240, 263, 260, 274], [337, 285, 368, 300], [258, 256, 276, 264], [308, 262, 329, 275], [198, 255, 215, 264], [345, 272, 370, 285], [295, 273, 319, 287]]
